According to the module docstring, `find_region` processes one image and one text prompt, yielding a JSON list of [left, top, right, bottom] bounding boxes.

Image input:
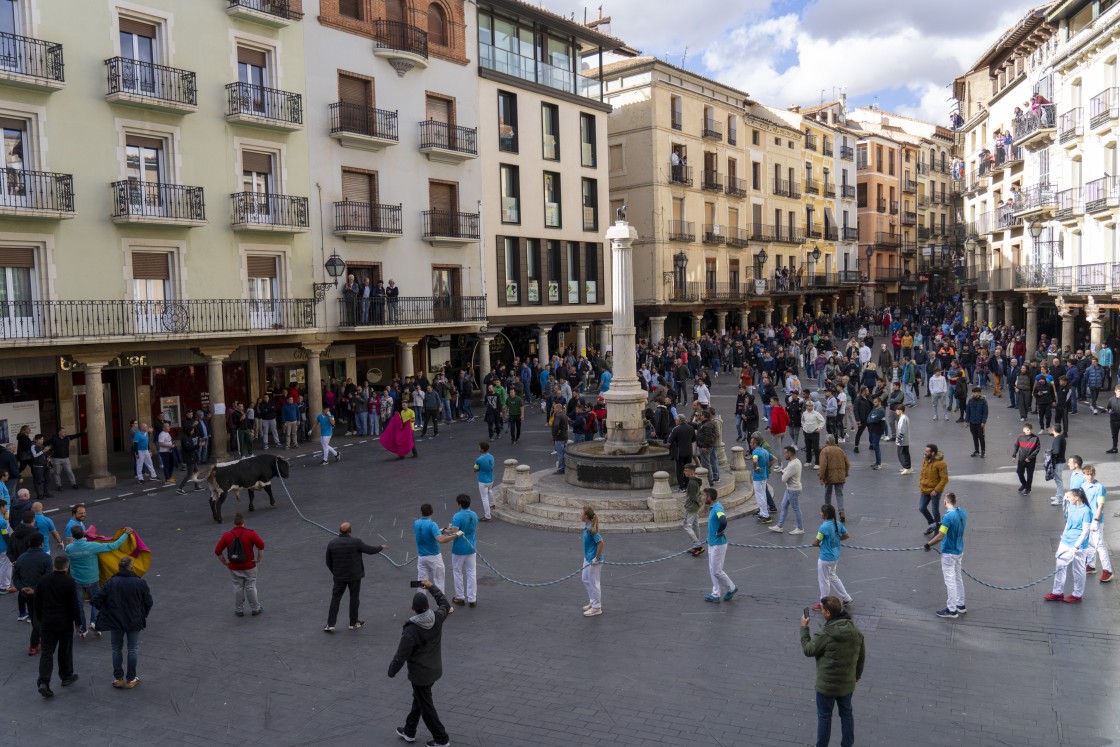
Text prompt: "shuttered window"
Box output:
[[338, 74, 370, 105], [242, 151, 272, 173], [125, 134, 164, 151], [342, 170, 375, 202], [0, 117, 26, 132], [237, 47, 268, 68], [429, 181, 455, 212], [425, 95, 451, 124], [247, 255, 278, 278], [132, 252, 170, 280], [0, 247, 35, 268], [119, 18, 157, 38], [386, 0, 405, 22]]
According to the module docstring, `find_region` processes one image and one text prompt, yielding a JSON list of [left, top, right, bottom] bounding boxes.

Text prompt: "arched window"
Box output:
[[428, 3, 447, 46]]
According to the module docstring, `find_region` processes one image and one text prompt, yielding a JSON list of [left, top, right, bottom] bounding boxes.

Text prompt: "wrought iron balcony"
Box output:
[[374, 20, 429, 61], [0, 169, 74, 218], [824, 184, 836, 199], [889, 200, 899, 215], [226, 0, 303, 26], [225, 82, 302, 130], [876, 198, 887, 213], [1015, 263, 1056, 289], [805, 177, 819, 195], [822, 143, 833, 156], [329, 102, 399, 150], [747, 224, 775, 241], [774, 226, 806, 244], [702, 224, 726, 244], [422, 210, 480, 242], [1059, 108, 1084, 144], [701, 118, 722, 140], [703, 282, 744, 301], [918, 226, 931, 241], [841, 184, 855, 200], [1090, 87, 1119, 130], [805, 133, 817, 151], [901, 210, 917, 225], [668, 220, 695, 242], [669, 281, 700, 302], [725, 176, 747, 197], [230, 192, 309, 231], [111, 181, 205, 225], [807, 227, 822, 239], [838, 270, 862, 285], [701, 170, 722, 191], [903, 178, 918, 193], [334, 201, 402, 239], [668, 163, 693, 186], [873, 267, 902, 282], [0, 31, 65, 91], [418, 120, 478, 163], [1015, 183, 1057, 214], [875, 232, 901, 248], [825, 226, 838, 241], [3, 298, 315, 339], [336, 295, 485, 329], [806, 273, 839, 288], [1085, 176, 1120, 213], [840, 145, 854, 161], [772, 178, 800, 198], [901, 239, 918, 255], [726, 227, 750, 247], [1014, 106, 1056, 147], [842, 227, 858, 241], [1056, 187, 1084, 221], [105, 56, 196, 112], [1075, 262, 1108, 293]]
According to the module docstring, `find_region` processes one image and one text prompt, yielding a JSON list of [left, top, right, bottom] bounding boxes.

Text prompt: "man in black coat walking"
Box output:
[[12, 532, 51, 653], [389, 579, 451, 747], [666, 415, 696, 491], [91, 556, 153, 689], [33, 554, 80, 697], [324, 521, 385, 633]]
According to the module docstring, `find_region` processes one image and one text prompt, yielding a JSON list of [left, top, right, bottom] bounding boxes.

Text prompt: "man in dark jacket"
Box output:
[[1012, 423, 1042, 496], [33, 553, 80, 697], [667, 415, 696, 491], [324, 522, 385, 632], [91, 556, 153, 689], [801, 595, 866, 747], [46, 427, 84, 492], [389, 579, 452, 747], [13, 532, 51, 652], [551, 403, 569, 475], [965, 387, 989, 457]]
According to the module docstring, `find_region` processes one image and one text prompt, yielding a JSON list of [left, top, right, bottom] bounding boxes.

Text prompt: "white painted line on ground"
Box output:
[[116, 493, 133, 498], [95, 497, 112, 503]]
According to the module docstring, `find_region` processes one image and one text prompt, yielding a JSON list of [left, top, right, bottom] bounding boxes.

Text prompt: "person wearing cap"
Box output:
[[389, 578, 452, 747]]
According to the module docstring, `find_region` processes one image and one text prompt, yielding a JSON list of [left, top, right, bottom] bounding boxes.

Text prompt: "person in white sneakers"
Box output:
[[771, 445, 804, 535], [1045, 488, 1093, 604], [894, 405, 912, 474], [580, 507, 604, 616], [924, 491, 967, 618], [928, 369, 949, 420], [1080, 465, 1113, 583]]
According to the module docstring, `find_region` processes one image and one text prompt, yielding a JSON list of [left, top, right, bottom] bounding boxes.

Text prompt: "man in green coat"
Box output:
[[801, 595, 866, 747]]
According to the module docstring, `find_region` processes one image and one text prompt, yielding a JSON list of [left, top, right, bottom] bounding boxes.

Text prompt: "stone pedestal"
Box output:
[[1060, 309, 1075, 351], [1025, 294, 1039, 356], [604, 220, 647, 455], [730, 446, 749, 484], [647, 471, 682, 522], [537, 326, 551, 362], [715, 417, 730, 471], [507, 464, 538, 509]]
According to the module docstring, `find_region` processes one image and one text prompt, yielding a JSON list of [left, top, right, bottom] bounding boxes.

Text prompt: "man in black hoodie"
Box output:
[[33, 553, 80, 697], [390, 579, 452, 747]]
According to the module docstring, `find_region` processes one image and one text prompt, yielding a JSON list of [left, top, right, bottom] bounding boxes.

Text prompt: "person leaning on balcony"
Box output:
[[386, 279, 399, 323], [341, 274, 359, 326]]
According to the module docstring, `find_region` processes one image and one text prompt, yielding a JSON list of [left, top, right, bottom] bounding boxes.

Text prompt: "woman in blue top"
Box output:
[[1045, 488, 1093, 603], [580, 508, 603, 617], [813, 504, 852, 611]]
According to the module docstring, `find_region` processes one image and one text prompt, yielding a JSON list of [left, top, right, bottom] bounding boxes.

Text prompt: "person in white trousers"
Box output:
[[928, 370, 949, 421], [0, 496, 12, 590], [132, 423, 158, 483], [703, 488, 738, 603], [580, 507, 603, 617], [1080, 466, 1113, 582], [414, 503, 454, 595], [925, 492, 968, 618], [1045, 488, 1094, 603], [473, 441, 494, 521], [812, 504, 852, 611], [445, 494, 478, 607], [315, 409, 340, 466]]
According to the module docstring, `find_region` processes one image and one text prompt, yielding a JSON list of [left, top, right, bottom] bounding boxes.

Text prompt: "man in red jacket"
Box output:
[[769, 396, 791, 449], [214, 513, 265, 618]]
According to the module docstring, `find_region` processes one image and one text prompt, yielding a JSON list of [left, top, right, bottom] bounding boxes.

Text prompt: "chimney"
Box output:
[[788, 105, 800, 113]]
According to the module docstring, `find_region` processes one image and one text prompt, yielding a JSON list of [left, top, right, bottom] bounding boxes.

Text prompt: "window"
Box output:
[[0, 118, 28, 205], [546, 239, 561, 302], [236, 46, 269, 115], [705, 258, 716, 292], [339, 0, 362, 19], [247, 255, 279, 329], [608, 144, 623, 173], [857, 183, 867, 208], [124, 134, 165, 211], [752, 161, 761, 190], [727, 114, 737, 145], [542, 103, 559, 160], [729, 258, 739, 289], [544, 171, 561, 227], [432, 266, 461, 311], [526, 239, 541, 303], [131, 251, 173, 333], [341, 169, 379, 230], [580, 112, 596, 167], [888, 150, 895, 176], [427, 3, 448, 47], [584, 243, 599, 303], [497, 90, 517, 152], [752, 130, 759, 146], [240, 151, 274, 221], [0, 247, 36, 330], [118, 17, 158, 95], [336, 72, 374, 134], [566, 241, 580, 302], [670, 95, 682, 130], [500, 164, 519, 224], [582, 177, 598, 231], [502, 237, 520, 304]]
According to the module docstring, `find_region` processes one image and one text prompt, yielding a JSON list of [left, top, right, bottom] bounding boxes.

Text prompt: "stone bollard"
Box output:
[[715, 417, 730, 472], [502, 458, 518, 486], [731, 446, 749, 484], [695, 466, 709, 483], [648, 470, 683, 522], [508, 464, 539, 509]]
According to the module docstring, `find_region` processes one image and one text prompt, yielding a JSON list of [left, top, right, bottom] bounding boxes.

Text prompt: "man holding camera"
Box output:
[[800, 596, 866, 747], [390, 579, 452, 747]]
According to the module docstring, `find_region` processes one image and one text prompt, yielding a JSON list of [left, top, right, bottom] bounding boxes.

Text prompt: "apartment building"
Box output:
[[0, 0, 312, 485], [476, 0, 622, 364], [305, 0, 486, 384]]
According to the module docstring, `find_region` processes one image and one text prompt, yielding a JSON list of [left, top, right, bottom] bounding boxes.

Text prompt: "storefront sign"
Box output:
[[263, 345, 355, 364], [59, 354, 148, 372], [0, 400, 41, 444]]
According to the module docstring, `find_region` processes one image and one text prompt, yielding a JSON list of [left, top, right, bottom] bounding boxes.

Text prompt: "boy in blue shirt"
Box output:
[[1045, 488, 1094, 603], [750, 436, 772, 524], [813, 504, 852, 611], [415, 503, 455, 603], [925, 492, 967, 618], [703, 488, 739, 603], [473, 441, 495, 521], [445, 494, 478, 607]]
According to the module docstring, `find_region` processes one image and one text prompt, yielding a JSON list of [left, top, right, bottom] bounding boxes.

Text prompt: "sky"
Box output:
[[544, 0, 1047, 123]]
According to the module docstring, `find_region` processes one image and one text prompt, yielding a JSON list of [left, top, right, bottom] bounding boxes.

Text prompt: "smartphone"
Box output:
[[410, 580, 424, 588], [803, 606, 811, 618]]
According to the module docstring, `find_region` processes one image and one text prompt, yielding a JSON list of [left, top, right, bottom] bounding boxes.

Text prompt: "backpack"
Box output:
[[227, 528, 247, 564]]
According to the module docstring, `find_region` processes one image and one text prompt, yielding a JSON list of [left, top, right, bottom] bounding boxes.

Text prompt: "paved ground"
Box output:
[[3, 377, 1119, 747]]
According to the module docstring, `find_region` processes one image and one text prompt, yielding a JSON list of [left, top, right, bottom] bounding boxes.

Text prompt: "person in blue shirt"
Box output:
[[132, 423, 158, 483], [473, 441, 495, 521], [703, 488, 739, 603], [925, 492, 967, 618], [66, 525, 132, 637], [580, 507, 604, 616], [414, 503, 454, 600], [598, 368, 612, 394], [316, 408, 340, 465], [0, 497, 11, 592], [63, 504, 87, 547], [750, 435, 773, 524], [445, 494, 479, 607], [1045, 488, 1094, 603], [32, 503, 64, 556], [813, 504, 851, 611], [1079, 465, 1112, 582]]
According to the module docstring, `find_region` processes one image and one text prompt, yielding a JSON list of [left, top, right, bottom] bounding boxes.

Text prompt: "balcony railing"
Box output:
[[805, 133, 817, 151], [840, 145, 854, 161], [824, 184, 836, 198], [1016, 183, 1058, 213], [668, 220, 695, 242], [876, 198, 887, 213], [1086, 176, 1120, 212], [889, 200, 899, 215], [374, 20, 428, 59], [805, 177, 819, 195], [842, 226, 858, 241], [1090, 88, 1119, 129], [703, 282, 744, 300], [230, 192, 309, 229], [669, 163, 693, 186], [875, 232, 901, 248], [1056, 187, 1084, 220], [334, 201, 403, 235], [918, 195, 931, 208], [1049, 266, 1073, 292], [725, 176, 747, 197], [1014, 106, 1055, 141], [105, 56, 196, 108], [903, 178, 918, 193], [111, 181, 205, 223], [422, 210, 480, 240], [773, 226, 806, 244], [479, 42, 602, 101], [772, 178, 793, 197], [822, 143, 833, 157], [1076, 262, 1108, 293], [918, 226, 930, 241], [0, 31, 65, 84], [702, 224, 726, 244], [227, 0, 303, 21], [419, 120, 477, 155], [669, 282, 700, 302], [702, 118, 722, 140], [225, 82, 302, 126], [807, 227, 822, 239], [1059, 108, 1084, 143], [727, 227, 750, 247], [873, 267, 902, 282], [747, 224, 775, 241], [1015, 263, 1055, 289], [841, 184, 855, 200], [0, 169, 74, 215], [329, 102, 398, 141], [336, 295, 485, 329], [671, 118, 682, 132], [806, 273, 840, 288], [901, 239, 918, 255], [825, 226, 838, 241], [993, 145, 1024, 169], [3, 298, 316, 339], [838, 270, 862, 285], [902, 210, 917, 225], [701, 170, 722, 191]]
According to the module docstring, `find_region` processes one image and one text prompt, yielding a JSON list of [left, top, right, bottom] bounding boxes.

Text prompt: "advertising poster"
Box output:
[[0, 400, 41, 444]]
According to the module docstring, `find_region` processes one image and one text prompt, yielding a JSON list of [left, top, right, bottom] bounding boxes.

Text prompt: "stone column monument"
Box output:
[[604, 217, 647, 455]]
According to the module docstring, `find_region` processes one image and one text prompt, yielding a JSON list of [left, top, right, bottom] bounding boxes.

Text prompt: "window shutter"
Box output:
[[242, 151, 272, 174], [0, 247, 34, 268], [125, 134, 165, 151], [428, 182, 454, 212], [425, 95, 450, 124], [338, 0, 361, 19], [342, 170, 372, 202], [0, 117, 26, 132], [237, 47, 268, 68], [132, 252, 170, 280], [495, 240, 506, 306], [247, 255, 278, 278], [119, 17, 157, 38], [338, 74, 369, 105]]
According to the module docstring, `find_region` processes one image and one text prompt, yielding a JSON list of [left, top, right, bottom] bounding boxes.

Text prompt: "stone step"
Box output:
[[539, 493, 653, 511], [520, 502, 654, 524], [492, 491, 760, 534]]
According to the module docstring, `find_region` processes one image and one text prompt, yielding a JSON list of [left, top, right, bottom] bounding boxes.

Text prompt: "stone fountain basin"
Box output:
[[563, 441, 674, 490]]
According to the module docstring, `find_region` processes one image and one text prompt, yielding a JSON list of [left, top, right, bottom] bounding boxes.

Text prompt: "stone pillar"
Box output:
[[691, 312, 703, 337], [603, 220, 648, 455], [1060, 308, 1075, 351], [737, 308, 748, 332], [303, 343, 329, 421], [962, 295, 972, 324], [400, 340, 417, 379], [717, 311, 728, 335], [778, 303, 789, 324], [599, 323, 612, 352], [648, 315, 667, 344], [501, 458, 518, 487], [507, 463, 538, 509], [812, 297, 823, 317], [730, 446, 749, 484], [199, 349, 238, 463], [1004, 298, 1016, 328], [477, 335, 492, 381], [77, 360, 115, 488], [1024, 294, 1039, 356], [575, 322, 589, 357], [537, 326, 551, 362], [647, 470, 682, 522], [987, 294, 998, 328], [1091, 318, 1105, 353], [764, 306, 774, 326], [976, 299, 987, 325]]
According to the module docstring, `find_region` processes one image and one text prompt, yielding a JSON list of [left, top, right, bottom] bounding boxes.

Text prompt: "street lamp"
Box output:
[[313, 251, 347, 303], [809, 246, 821, 287], [1027, 221, 1044, 240]]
